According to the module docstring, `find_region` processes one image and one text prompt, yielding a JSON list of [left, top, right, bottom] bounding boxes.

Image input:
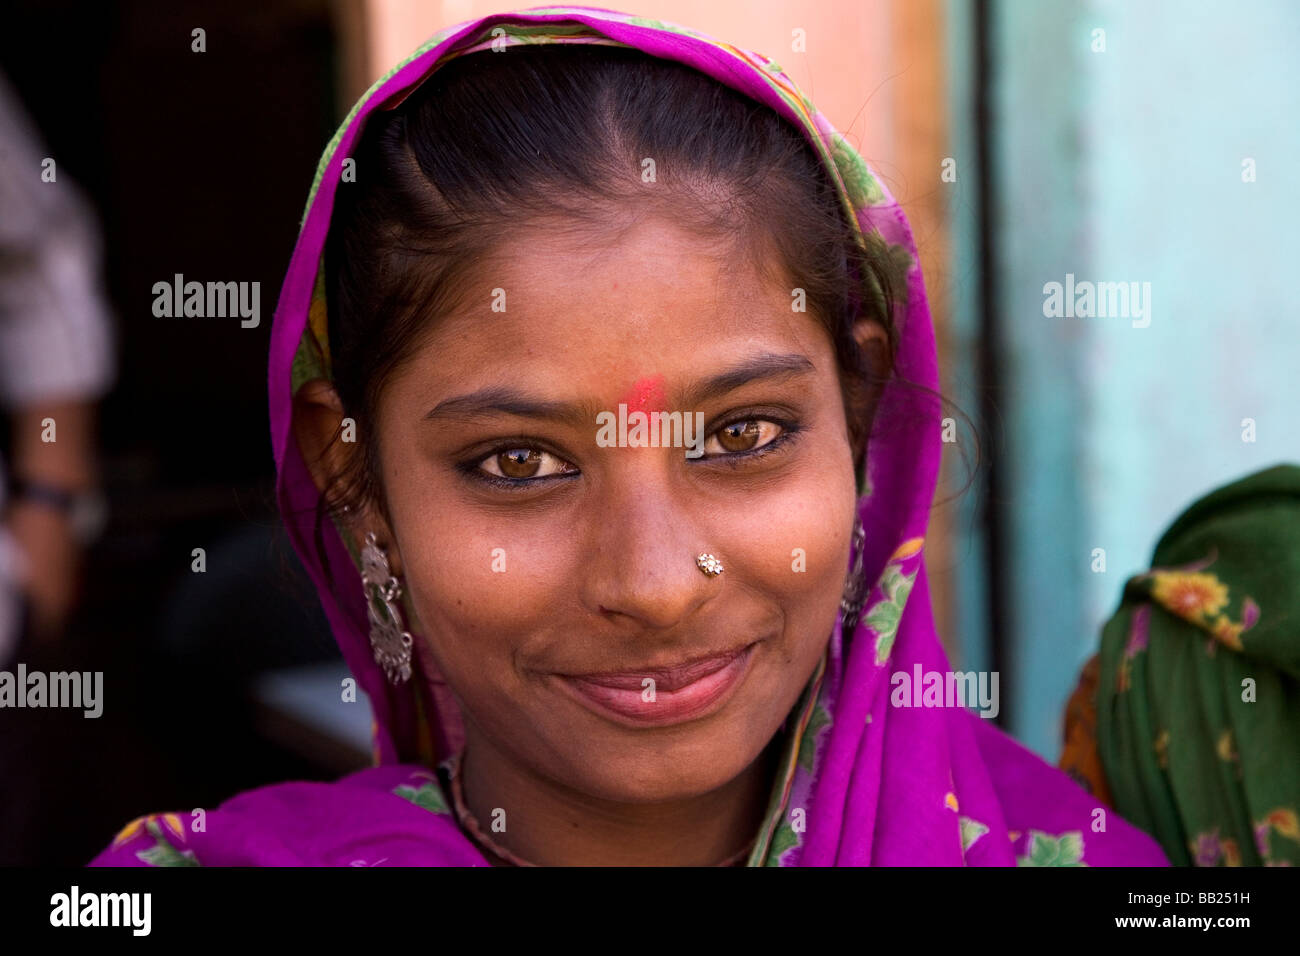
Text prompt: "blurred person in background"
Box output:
[[1061, 463, 1300, 867], [0, 67, 114, 661]]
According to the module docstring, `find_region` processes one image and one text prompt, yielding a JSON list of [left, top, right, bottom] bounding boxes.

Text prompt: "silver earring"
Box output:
[[360, 531, 413, 684], [840, 515, 867, 632]]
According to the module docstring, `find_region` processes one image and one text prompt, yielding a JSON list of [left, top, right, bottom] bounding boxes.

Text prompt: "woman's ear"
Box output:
[[852, 316, 890, 373], [291, 380, 400, 570], [848, 317, 892, 463], [292, 379, 352, 498], [852, 316, 892, 400]]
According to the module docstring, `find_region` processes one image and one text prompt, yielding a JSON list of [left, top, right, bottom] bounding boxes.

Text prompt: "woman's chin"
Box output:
[[529, 719, 772, 805], [560, 755, 759, 805]]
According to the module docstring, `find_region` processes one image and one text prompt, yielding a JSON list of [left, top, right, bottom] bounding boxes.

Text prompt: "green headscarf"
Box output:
[[1097, 463, 1300, 866]]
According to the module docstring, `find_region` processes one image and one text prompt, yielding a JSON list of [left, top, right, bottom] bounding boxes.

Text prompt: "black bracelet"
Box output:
[[6, 477, 108, 544], [8, 477, 77, 513]]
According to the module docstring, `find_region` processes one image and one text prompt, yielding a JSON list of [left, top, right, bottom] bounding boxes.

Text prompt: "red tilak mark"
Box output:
[[619, 374, 667, 415]]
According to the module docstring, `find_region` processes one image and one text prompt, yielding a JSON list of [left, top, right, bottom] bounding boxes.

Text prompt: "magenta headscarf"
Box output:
[[91, 5, 1167, 866]]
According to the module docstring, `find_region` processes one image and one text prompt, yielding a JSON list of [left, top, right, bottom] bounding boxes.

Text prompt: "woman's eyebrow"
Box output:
[[678, 352, 815, 407], [423, 386, 599, 426], [423, 352, 816, 424]]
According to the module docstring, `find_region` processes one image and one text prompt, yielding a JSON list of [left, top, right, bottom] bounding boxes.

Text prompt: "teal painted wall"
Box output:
[[948, 0, 1300, 758]]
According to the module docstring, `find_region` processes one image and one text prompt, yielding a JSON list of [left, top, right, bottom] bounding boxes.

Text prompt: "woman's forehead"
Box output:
[[392, 316, 833, 424], [466, 217, 791, 318], [383, 225, 832, 414]]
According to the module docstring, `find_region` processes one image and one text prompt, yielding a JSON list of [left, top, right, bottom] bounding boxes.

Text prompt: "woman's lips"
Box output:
[[553, 643, 758, 727]]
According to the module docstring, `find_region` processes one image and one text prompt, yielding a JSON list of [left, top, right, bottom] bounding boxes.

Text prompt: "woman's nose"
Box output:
[[580, 487, 719, 632]]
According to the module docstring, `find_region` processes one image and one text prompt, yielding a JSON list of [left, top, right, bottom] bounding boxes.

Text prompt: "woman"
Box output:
[[91, 6, 1167, 866]]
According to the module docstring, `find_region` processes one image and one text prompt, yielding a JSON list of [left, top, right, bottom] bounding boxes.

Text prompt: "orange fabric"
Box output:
[[1058, 653, 1114, 807]]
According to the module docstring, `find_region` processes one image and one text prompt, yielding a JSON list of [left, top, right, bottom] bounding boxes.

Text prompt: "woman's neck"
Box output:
[[456, 724, 780, 866]]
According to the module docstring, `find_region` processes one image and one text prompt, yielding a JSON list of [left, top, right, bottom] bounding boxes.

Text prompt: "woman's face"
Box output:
[[369, 215, 870, 803]]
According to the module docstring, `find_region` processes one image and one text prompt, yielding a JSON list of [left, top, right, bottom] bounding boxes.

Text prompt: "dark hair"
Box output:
[[319, 43, 907, 523]]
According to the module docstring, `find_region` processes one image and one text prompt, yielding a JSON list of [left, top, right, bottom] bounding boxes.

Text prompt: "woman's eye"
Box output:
[[701, 419, 783, 456], [478, 447, 575, 481], [470, 418, 791, 488]]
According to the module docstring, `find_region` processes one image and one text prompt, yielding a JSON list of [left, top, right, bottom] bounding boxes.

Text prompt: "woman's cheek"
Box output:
[[741, 481, 852, 600], [400, 519, 565, 666]]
